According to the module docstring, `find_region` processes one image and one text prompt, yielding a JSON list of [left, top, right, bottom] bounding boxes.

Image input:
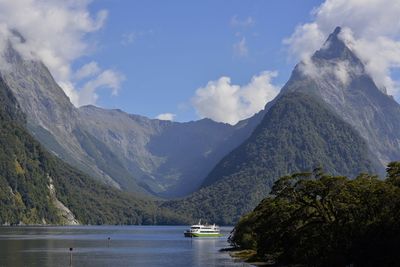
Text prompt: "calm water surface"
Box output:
[[0, 226, 249, 267]]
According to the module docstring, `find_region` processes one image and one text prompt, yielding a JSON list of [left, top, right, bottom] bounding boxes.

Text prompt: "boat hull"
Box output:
[[184, 232, 192, 237], [184, 232, 223, 238]]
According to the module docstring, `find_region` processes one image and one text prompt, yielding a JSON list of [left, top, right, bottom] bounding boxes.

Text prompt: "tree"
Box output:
[[230, 163, 400, 266]]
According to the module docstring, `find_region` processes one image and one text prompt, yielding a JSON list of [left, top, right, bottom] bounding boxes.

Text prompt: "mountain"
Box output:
[[165, 27, 385, 225], [1, 38, 122, 190], [165, 92, 379, 224], [0, 75, 187, 225], [78, 106, 259, 197], [282, 26, 400, 165], [0, 35, 260, 198]]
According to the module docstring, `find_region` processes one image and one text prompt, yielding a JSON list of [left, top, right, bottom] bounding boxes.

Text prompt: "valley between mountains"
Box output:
[[1, 27, 399, 225]]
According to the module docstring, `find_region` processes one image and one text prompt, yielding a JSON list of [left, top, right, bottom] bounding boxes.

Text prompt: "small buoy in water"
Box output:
[[107, 237, 111, 247], [69, 247, 73, 266]]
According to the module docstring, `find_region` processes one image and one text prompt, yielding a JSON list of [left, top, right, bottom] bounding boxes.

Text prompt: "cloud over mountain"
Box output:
[[156, 113, 176, 121], [192, 71, 279, 125], [284, 0, 400, 97], [0, 0, 124, 107]]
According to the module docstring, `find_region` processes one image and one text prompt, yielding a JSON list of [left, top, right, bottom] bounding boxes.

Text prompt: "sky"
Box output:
[[84, 0, 321, 123], [0, 0, 399, 124]]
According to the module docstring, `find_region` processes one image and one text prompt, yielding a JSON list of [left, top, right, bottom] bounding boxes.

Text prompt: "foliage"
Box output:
[[229, 165, 400, 266], [0, 78, 58, 224], [0, 78, 188, 225], [165, 92, 381, 225]]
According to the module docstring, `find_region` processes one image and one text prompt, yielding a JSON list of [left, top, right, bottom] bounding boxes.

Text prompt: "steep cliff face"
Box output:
[[281, 27, 400, 165], [0, 35, 260, 197], [1, 41, 120, 189], [79, 105, 259, 197], [0, 75, 62, 225], [0, 76, 84, 225], [0, 75, 187, 225]]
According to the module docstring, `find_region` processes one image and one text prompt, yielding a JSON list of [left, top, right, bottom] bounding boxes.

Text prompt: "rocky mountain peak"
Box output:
[[283, 27, 367, 93], [1, 30, 31, 66], [313, 26, 363, 67], [280, 27, 400, 168]]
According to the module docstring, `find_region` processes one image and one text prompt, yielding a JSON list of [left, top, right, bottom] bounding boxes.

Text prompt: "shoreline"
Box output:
[[220, 247, 269, 266]]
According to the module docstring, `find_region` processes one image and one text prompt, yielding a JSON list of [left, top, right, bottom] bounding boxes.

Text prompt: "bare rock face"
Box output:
[[48, 176, 79, 225], [281, 27, 400, 166], [1, 41, 120, 190], [78, 105, 260, 197], [1, 36, 260, 197]]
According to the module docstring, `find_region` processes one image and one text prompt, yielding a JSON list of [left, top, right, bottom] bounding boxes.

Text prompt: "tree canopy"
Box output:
[[230, 164, 400, 266], [0, 77, 188, 225]]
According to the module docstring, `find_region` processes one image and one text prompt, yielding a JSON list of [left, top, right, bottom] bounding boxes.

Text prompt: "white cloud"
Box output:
[[333, 60, 351, 85], [192, 71, 279, 125], [120, 30, 154, 46], [230, 16, 254, 58], [230, 16, 255, 28], [284, 0, 400, 96], [78, 70, 125, 106], [283, 23, 325, 61], [58, 81, 80, 107], [156, 113, 176, 121], [233, 37, 248, 57], [74, 61, 101, 80], [299, 58, 360, 87], [121, 32, 136, 46], [0, 0, 124, 107]]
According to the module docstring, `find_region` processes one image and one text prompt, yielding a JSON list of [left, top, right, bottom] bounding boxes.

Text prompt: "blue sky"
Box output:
[[3, 0, 398, 124], [82, 0, 323, 122]]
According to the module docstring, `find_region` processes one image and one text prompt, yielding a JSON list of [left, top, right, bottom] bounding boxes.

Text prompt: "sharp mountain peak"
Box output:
[[313, 26, 363, 66]]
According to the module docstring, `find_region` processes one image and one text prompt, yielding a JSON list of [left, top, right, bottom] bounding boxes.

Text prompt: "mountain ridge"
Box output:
[[166, 27, 388, 224], [166, 91, 379, 224], [281, 26, 400, 166], [2, 26, 394, 225], [0, 75, 188, 225], [0, 36, 262, 197]]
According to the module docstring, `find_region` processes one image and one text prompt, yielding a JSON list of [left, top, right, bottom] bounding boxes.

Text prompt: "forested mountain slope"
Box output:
[[164, 92, 379, 224], [282, 27, 400, 165], [0, 77, 186, 225], [1, 35, 260, 197]]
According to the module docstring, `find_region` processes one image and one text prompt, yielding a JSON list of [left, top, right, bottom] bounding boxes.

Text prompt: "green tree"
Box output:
[[230, 163, 400, 266]]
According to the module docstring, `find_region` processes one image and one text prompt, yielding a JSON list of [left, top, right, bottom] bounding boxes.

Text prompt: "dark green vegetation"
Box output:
[[281, 26, 400, 168], [164, 92, 379, 225], [0, 77, 187, 225], [230, 163, 400, 267], [3, 36, 261, 198]]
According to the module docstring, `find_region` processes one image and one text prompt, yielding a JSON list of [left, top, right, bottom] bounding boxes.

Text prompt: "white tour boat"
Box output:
[[184, 220, 223, 237]]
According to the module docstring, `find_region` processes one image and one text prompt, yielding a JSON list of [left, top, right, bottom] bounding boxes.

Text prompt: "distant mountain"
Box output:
[[0, 76, 186, 225], [165, 92, 379, 224], [78, 105, 257, 197], [0, 35, 260, 198], [165, 27, 385, 224]]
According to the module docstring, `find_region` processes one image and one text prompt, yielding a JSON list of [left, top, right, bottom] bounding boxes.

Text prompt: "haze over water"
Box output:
[[0, 225, 248, 267]]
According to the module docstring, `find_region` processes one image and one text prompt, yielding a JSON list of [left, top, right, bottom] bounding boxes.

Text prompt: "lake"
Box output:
[[0, 226, 249, 267]]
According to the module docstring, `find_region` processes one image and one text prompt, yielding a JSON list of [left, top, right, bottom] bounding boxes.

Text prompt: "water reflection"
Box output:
[[192, 238, 219, 266], [0, 226, 248, 267]]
